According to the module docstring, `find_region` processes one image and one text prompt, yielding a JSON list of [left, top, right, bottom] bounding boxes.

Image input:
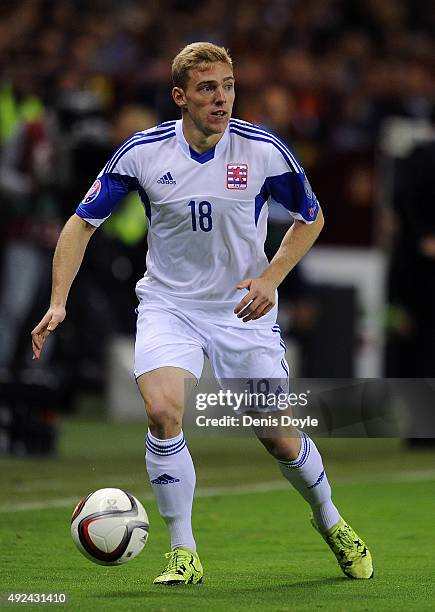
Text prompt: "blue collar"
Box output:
[[175, 120, 229, 163], [189, 145, 216, 164]]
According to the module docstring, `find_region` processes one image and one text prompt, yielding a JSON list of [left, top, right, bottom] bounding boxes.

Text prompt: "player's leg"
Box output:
[[208, 323, 373, 579], [257, 431, 340, 536], [135, 306, 204, 585], [138, 366, 197, 550], [257, 431, 373, 579], [138, 368, 203, 585]]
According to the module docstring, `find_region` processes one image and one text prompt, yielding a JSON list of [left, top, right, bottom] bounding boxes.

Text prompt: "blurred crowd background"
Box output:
[[0, 0, 434, 453]]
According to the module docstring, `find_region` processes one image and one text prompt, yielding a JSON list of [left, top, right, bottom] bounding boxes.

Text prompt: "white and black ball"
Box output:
[[71, 488, 149, 566]]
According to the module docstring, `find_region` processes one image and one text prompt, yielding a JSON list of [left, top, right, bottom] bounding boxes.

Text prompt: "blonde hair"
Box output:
[[172, 42, 233, 90]]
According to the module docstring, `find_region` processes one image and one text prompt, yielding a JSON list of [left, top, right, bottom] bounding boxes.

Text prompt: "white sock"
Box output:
[[278, 432, 340, 533], [145, 430, 196, 551]]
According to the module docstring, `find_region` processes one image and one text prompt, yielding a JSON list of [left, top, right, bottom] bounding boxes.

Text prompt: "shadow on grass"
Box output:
[[228, 576, 361, 593], [91, 582, 206, 597], [95, 576, 350, 599]]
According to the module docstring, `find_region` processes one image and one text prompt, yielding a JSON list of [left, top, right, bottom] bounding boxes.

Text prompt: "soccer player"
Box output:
[[31, 42, 373, 584]]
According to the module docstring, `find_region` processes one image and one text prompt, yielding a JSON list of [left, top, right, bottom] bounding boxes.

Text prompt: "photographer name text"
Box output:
[[196, 415, 318, 428]]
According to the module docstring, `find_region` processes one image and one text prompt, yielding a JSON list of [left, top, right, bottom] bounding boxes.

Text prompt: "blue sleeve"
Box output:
[[263, 171, 320, 223], [255, 135, 320, 223], [75, 173, 139, 227]]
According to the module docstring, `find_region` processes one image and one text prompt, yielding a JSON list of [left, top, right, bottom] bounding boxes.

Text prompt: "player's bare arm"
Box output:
[[31, 214, 96, 360], [234, 206, 324, 322]]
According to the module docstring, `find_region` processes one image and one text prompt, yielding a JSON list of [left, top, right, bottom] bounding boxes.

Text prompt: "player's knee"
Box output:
[[147, 405, 181, 430], [143, 390, 183, 432]]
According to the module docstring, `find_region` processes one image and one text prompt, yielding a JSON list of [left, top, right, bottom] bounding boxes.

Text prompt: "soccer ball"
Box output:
[[71, 488, 149, 566]]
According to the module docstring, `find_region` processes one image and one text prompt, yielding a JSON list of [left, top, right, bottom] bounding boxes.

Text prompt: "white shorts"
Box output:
[[134, 294, 289, 388]]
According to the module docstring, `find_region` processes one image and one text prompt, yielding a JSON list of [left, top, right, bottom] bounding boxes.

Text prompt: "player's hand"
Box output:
[[31, 306, 66, 360], [234, 277, 276, 322]]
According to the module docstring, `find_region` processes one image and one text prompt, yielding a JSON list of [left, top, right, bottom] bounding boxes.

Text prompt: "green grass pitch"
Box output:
[[1, 419, 434, 611]]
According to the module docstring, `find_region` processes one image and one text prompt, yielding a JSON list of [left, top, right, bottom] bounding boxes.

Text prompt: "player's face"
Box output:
[[175, 62, 235, 136]]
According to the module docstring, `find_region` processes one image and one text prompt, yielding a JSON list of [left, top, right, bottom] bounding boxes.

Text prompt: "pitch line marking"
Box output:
[[1, 469, 435, 513]]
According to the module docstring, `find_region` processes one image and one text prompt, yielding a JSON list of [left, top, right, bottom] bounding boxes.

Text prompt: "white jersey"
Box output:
[[76, 118, 320, 328]]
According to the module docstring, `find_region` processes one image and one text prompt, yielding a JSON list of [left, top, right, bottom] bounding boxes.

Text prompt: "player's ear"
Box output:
[[172, 87, 187, 109]]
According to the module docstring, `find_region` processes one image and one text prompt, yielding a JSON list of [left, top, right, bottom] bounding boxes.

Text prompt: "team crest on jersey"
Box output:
[[82, 179, 101, 204], [227, 163, 248, 189]]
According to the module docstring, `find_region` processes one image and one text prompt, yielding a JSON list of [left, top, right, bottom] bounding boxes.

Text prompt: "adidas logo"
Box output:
[[157, 171, 176, 185], [151, 473, 180, 484]]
